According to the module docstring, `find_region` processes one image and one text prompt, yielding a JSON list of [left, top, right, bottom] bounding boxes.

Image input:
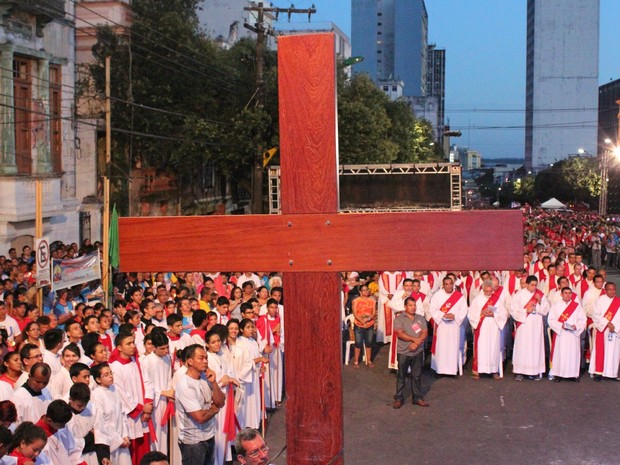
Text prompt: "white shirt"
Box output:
[[175, 373, 216, 445]]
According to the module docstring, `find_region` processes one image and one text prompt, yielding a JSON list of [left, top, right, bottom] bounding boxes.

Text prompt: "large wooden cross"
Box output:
[[119, 34, 522, 465]]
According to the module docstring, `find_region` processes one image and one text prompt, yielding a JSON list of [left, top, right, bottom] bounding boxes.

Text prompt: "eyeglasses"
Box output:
[[245, 444, 269, 459]]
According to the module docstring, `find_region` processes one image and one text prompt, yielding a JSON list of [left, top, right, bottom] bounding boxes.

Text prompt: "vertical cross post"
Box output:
[[278, 33, 344, 465]]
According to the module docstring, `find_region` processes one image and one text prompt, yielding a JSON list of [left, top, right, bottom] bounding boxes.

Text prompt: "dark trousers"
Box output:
[[395, 352, 424, 402], [179, 438, 215, 465]]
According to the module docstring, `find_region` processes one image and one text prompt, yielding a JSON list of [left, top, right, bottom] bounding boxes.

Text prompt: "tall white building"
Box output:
[[525, 0, 599, 170]]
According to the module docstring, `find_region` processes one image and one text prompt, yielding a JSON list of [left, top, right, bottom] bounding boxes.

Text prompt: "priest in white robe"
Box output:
[[430, 277, 467, 376], [548, 287, 586, 380], [511, 275, 549, 379], [468, 281, 507, 379], [589, 282, 620, 380]]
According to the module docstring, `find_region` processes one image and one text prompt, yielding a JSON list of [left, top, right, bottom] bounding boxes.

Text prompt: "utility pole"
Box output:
[[244, 2, 316, 214]]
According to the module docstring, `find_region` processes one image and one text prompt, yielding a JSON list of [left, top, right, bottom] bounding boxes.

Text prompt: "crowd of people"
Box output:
[[0, 251, 282, 465], [0, 208, 619, 462], [342, 209, 620, 410]]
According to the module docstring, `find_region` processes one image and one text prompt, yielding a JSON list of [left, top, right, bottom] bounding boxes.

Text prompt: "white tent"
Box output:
[[540, 197, 566, 210]]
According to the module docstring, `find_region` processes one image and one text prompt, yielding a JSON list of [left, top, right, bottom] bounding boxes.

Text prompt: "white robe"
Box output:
[[589, 294, 620, 378], [109, 359, 149, 440], [11, 386, 52, 424], [48, 366, 72, 400], [377, 272, 405, 343], [582, 286, 604, 319], [256, 315, 284, 410], [230, 337, 261, 429], [91, 385, 132, 465], [548, 299, 586, 378], [141, 352, 172, 455], [510, 288, 549, 376], [430, 289, 468, 375], [207, 349, 237, 465], [66, 402, 97, 465], [468, 293, 507, 374]]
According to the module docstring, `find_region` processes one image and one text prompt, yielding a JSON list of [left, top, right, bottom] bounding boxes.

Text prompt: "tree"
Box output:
[[534, 157, 600, 205]]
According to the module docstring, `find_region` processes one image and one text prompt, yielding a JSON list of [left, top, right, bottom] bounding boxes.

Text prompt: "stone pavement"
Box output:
[[259, 270, 620, 465]]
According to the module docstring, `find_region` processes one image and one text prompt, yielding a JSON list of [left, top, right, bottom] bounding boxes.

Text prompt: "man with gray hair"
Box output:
[[235, 428, 273, 465]]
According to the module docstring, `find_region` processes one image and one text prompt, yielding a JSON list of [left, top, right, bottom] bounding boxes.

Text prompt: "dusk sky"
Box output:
[[274, 0, 620, 159]]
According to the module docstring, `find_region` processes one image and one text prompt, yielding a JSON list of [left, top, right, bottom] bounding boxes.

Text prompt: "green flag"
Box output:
[[109, 204, 120, 269]]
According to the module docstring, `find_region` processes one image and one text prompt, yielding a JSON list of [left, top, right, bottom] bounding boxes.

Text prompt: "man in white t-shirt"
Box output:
[[175, 344, 225, 465], [0, 301, 21, 346]]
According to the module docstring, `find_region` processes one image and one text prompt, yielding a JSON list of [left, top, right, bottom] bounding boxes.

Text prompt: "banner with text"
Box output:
[[51, 252, 101, 291]]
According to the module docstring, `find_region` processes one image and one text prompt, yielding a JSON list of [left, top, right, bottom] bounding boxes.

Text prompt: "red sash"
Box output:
[[223, 384, 241, 441], [551, 300, 579, 365], [411, 291, 426, 302], [431, 291, 463, 355], [472, 290, 502, 372], [426, 273, 434, 289], [594, 297, 620, 374], [514, 289, 543, 333], [549, 277, 557, 292], [537, 269, 547, 282], [256, 315, 281, 347], [381, 272, 405, 338], [579, 280, 589, 299], [507, 275, 516, 295]]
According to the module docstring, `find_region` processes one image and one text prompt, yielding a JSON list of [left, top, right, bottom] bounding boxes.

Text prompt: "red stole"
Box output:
[[472, 290, 501, 372], [189, 329, 206, 341], [256, 315, 281, 347], [426, 273, 434, 290], [551, 300, 579, 364], [381, 272, 405, 337], [411, 291, 426, 302], [515, 289, 543, 333], [507, 275, 517, 295], [579, 280, 589, 299], [537, 269, 547, 282], [431, 291, 463, 355], [594, 297, 620, 374], [548, 277, 557, 292]]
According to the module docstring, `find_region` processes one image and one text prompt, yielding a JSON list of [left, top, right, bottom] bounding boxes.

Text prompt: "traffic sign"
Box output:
[[36, 237, 51, 287]]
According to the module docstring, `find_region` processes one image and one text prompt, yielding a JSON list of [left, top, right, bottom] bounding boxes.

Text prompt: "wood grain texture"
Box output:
[[118, 210, 523, 272], [278, 33, 339, 215], [284, 272, 343, 465]]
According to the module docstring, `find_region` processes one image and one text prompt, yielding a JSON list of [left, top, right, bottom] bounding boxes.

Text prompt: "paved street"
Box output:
[[261, 270, 620, 465]]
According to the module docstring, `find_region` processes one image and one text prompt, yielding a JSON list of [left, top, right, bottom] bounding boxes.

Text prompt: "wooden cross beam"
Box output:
[[119, 34, 522, 465]]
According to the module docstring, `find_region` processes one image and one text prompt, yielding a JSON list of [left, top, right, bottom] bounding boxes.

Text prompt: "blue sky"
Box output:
[[274, 0, 620, 159]]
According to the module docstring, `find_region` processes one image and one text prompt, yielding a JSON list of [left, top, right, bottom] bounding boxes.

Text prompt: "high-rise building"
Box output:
[[427, 44, 445, 139], [352, 0, 428, 98], [525, 0, 599, 170]]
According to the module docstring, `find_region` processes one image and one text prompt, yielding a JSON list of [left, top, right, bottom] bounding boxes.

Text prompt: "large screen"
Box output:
[[339, 172, 452, 210]]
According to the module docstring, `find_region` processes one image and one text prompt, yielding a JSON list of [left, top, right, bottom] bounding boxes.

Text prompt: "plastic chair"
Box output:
[[344, 314, 366, 365]]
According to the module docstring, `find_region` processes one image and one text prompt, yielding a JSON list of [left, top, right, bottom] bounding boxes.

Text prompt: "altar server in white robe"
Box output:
[[229, 319, 264, 430], [548, 287, 586, 380], [589, 282, 620, 380], [108, 333, 152, 463], [511, 275, 549, 379], [206, 328, 240, 465], [11, 363, 52, 424], [468, 281, 507, 379], [90, 363, 132, 465], [141, 329, 174, 455], [430, 277, 468, 376], [255, 299, 283, 410]]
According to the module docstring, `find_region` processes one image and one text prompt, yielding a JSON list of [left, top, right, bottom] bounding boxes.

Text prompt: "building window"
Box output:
[[13, 57, 32, 175], [49, 65, 62, 173], [392, 86, 397, 91], [383, 86, 389, 91]]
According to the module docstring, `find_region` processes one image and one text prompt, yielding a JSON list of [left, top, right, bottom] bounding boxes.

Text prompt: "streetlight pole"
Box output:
[[599, 144, 609, 216]]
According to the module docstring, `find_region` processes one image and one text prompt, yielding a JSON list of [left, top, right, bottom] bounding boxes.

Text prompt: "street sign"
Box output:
[[36, 237, 51, 288]]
